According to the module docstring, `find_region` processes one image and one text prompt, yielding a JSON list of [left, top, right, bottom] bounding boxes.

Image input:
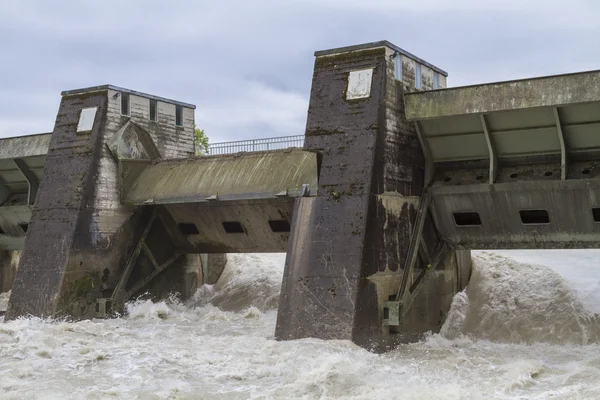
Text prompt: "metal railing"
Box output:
[[207, 135, 305, 155]]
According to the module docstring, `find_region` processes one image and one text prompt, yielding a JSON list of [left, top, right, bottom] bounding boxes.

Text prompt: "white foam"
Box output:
[[1, 251, 600, 398], [440, 251, 600, 344]]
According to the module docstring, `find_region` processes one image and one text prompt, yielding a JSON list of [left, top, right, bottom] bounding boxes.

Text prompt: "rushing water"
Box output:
[[2, 251, 600, 399]]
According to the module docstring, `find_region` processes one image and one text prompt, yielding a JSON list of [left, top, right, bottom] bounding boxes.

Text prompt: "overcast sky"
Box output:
[[1, 0, 599, 142]]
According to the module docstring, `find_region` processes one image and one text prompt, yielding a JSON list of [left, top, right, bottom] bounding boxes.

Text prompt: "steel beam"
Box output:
[[480, 114, 498, 184], [125, 253, 182, 297], [13, 159, 38, 205], [111, 209, 157, 303], [0, 176, 10, 206], [414, 122, 434, 186], [554, 107, 568, 180]]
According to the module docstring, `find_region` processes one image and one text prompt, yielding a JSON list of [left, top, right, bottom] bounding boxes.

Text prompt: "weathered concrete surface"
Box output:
[[165, 198, 295, 253], [0, 250, 20, 293], [405, 69, 600, 120], [276, 42, 471, 350], [430, 179, 600, 249], [6, 91, 113, 319], [0, 133, 51, 160], [202, 254, 227, 285], [123, 149, 318, 205], [0, 205, 32, 250], [6, 85, 198, 320]]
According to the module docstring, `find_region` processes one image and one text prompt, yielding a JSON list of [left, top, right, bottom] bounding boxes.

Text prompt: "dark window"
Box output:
[[175, 105, 183, 127], [178, 223, 199, 235], [453, 212, 482, 226], [121, 93, 130, 115], [19, 223, 29, 233], [269, 220, 291, 233], [149, 99, 157, 122], [592, 208, 600, 222], [222, 221, 245, 233], [520, 210, 549, 224], [0, 226, 4, 234]]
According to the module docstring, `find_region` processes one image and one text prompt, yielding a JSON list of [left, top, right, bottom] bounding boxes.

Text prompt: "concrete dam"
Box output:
[[2, 40, 600, 351]]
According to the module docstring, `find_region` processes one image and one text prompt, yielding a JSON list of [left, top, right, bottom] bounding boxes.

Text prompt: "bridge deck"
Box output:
[[405, 69, 600, 164], [123, 148, 318, 205]]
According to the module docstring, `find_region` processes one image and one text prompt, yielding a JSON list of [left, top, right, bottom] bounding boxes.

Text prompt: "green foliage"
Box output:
[[194, 126, 209, 155]]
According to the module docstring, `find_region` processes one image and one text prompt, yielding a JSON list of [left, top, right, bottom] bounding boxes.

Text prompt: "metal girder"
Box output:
[[480, 114, 498, 184], [111, 208, 157, 304], [415, 121, 434, 187], [0, 176, 10, 206], [395, 191, 432, 304], [554, 107, 568, 180], [383, 190, 453, 326], [124, 252, 182, 298], [13, 159, 38, 205]]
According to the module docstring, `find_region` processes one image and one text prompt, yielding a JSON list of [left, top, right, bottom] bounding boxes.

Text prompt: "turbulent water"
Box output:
[[2, 251, 600, 399]]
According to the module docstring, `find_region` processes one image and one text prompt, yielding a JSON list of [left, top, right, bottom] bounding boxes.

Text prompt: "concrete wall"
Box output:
[[276, 43, 470, 351], [6, 86, 198, 320], [0, 250, 20, 293]]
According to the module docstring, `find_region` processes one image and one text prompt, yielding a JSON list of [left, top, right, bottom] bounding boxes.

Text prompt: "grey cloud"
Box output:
[[1, 0, 599, 141]]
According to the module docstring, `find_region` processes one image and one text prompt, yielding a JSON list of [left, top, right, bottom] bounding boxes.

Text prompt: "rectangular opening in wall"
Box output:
[[434, 73, 439, 89], [453, 212, 481, 226], [592, 208, 600, 222], [149, 99, 157, 122], [520, 209, 550, 224], [178, 223, 199, 235], [222, 221, 245, 233], [175, 105, 183, 127], [19, 223, 29, 233], [269, 219, 291, 233], [121, 92, 130, 116], [0, 226, 4, 234], [415, 63, 422, 89], [394, 54, 402, 81]]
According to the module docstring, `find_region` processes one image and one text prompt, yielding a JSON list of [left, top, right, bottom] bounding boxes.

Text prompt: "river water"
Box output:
[[1, 250, 600, 399]]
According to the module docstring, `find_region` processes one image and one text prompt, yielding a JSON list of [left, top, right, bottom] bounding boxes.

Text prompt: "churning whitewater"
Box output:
[[2, 251, 600, 399]]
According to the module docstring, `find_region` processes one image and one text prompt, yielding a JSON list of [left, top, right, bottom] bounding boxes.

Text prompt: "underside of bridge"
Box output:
[[2, 40, 600, 352], [405, 69, 600, 249]]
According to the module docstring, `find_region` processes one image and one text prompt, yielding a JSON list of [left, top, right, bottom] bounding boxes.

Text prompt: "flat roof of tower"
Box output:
[[61, 84, 196, 109], [314, 40, 448, 77]]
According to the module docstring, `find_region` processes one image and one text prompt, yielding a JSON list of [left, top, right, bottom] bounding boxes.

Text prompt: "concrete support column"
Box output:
[[0, 250, 20, 293], [275, 43, 471, 350]]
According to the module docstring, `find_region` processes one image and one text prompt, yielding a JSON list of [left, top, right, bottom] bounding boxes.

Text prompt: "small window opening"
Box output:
[[149, 99, 157, 122], [415, 64, 422, 89], [453, 212, 482, 226], [175, 105, 183, 127], [19, 223, 29, 233], [222, 221, 245, 233], [592, 208, 600, 222], [269, 220, 291, 233], [178, 223, 199, 235], [544, 171, 553, 177], [121, 92, 130, 116], [433, 73, 439, 89], [520, 210, 549, 224], [582, 169, 591, 175], [394, 55, 402, 81], [0, 226, 4, 234], [510, 173, 518, 179]]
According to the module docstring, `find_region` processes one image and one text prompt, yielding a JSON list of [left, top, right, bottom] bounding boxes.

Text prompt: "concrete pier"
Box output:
[[5, 86, 197, 319], [274, 42, 470, 350]]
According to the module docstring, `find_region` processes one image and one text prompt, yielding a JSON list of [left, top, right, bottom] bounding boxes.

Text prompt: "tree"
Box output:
[[194, 126, 209, 155]]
